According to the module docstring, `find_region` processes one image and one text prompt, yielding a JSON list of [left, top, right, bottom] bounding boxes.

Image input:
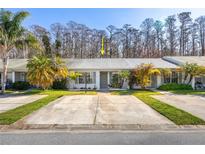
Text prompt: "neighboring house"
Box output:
[[0, 56, 205, 90], [0, 59, 27, 88], [163, 56, 205, 89]]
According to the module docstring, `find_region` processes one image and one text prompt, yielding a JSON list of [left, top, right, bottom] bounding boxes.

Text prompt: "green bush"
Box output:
[[158, 83, 193, 90], [52, 79, 67, 90], [12, 81, 30, 90], [110, 74, 123, 88]]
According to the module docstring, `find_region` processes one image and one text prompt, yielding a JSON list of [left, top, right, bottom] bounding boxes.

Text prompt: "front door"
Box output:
[[100, 72, 108, 89]]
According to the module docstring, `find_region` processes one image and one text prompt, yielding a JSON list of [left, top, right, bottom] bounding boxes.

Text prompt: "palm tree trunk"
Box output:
[[1, 56, 8, 94]]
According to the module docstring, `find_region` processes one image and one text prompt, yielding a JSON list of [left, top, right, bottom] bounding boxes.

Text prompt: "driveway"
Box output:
[[24, 93, 172, 126], [95, 93, 172, 125], [152, 94, 205, 120], [25, 95, 98, 125], [0, 94, 46, 113]]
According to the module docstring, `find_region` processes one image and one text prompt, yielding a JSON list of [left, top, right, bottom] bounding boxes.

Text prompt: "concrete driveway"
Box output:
[[0, 94, 46, 113], [153, 94, 205, 120], [25, 95, 98, 125], [95, 93, 172, 125], [24, 93, 172, 126]]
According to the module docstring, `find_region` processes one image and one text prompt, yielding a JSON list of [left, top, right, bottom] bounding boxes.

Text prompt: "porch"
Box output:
[[67, 70, 164, 90], [0, 71, 27, 89]]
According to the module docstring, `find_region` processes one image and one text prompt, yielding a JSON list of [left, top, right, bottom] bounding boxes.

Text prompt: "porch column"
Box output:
[[12, 71, 15, 83], [96, 71, 100, 90], [191, 77, 195, 89], [107, 72, 110, 85], [0, 72, 3, 84], [177, 72, 180, 84], [181, 72, 185, 83], [156, 75, 161, 88]]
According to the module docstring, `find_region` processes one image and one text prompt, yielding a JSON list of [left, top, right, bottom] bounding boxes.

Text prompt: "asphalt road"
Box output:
[[1, 130, 205, 145]]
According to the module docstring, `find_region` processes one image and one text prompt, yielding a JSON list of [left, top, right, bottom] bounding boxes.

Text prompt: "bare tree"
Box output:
[[140, 18, 154, 57], [165, 15, 178, 56], [106, 25, 117, 58], [154, 20, 164, 57], [191, 22, 199, 56], [50, 23, 64, 56], [8, 11, 205, 59], [178, 12, 192, 56], [196, 16, 205, 56]]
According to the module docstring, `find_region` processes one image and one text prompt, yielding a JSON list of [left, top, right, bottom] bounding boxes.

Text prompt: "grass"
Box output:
[[0, 89, 96, 125], [170, 89, 205, 96], [111, 90, 205, 125], [22, 89, 97, 95]]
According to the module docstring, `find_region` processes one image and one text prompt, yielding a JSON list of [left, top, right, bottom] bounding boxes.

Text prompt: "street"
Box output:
[[1, 130, 205, 144]]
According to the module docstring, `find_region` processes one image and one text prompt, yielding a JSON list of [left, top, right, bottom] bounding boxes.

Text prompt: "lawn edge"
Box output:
[[111, 90, 205, 125]]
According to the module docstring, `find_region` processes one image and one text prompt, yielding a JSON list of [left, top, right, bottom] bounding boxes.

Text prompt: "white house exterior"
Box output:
[[0, 56, 205, 90], [163, 56, 205, 89], [66, 58, 178, 90]]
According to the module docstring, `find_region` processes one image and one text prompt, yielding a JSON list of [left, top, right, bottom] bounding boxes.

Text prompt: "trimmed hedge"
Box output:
[[12, 81, 30, 90], [158, 83, 193, 90], [52, 79, 67, 90]]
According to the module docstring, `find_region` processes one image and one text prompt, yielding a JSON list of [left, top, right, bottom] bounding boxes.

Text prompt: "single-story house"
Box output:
[[163, 56, 205, 89], [0, 56, 205, 90]]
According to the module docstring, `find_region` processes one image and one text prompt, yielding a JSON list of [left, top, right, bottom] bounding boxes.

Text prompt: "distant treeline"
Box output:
[[10, 12, 205, 58]]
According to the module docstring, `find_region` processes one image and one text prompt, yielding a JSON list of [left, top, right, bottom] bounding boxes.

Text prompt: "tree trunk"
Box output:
[[188, 75, 193, 85], [1, 56, 9, 94], [183, 73, 189, 84]]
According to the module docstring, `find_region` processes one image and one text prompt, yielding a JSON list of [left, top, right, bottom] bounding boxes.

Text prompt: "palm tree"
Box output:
[[0, 9, 31, 93], [27, 56, 55, 89], [27, 55, 68, 90]]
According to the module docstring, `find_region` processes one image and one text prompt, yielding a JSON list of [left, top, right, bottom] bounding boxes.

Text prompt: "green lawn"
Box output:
[[112, 90, 205, 125], [170, 90, 205, 95], [0, 89, 96, 125], [23, 89, 97, 95]]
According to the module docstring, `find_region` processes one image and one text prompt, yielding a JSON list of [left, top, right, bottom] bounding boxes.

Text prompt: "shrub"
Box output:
[[111, 74, 122, 88], [12, 81, 30, 90], [133, 63, 160, 89], [128, 70, 137, 89], [52, 79, 67, 90], [158, 83, 193, 91]]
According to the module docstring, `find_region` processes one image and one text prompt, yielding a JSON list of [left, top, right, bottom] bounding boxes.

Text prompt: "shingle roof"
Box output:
[[163, 56, 205, 66], [66, 58, 178, 70], [0, 58, 178, 72], [0, 59, 28, 72]]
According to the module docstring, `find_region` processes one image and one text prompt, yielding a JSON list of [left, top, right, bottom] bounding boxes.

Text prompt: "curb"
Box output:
[[2, 124, 205, 132]]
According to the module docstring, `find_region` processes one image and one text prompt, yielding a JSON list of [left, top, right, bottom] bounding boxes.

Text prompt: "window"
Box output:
[[110, 72, 120, 82], [7, 73, 12, 83], [163, 71, 178, 84], [171, 71, 178, 83], [75, 72, 96, 84], [164, 74, 171, 83], [19, 72, 26, 81]]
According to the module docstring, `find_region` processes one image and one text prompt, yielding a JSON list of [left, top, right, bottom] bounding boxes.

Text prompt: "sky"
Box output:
[[7, 8, 205, 30]]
